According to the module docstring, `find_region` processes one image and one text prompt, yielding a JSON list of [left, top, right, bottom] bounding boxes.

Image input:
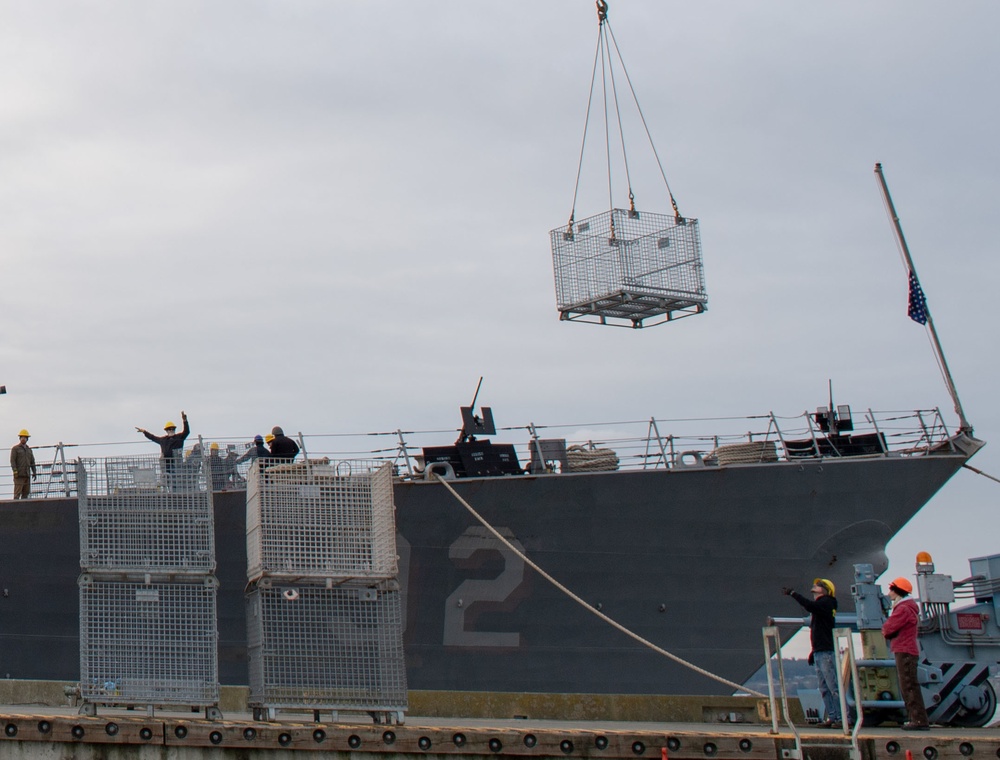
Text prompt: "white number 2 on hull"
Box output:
[[443, 526, 525, 647]]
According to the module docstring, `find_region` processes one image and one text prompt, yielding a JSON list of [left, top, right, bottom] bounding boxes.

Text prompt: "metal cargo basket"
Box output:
[[247, 580, 407, 723], [79, 456, 215, 575], [78, 576, 220, 712], [551, 208, 707, 328], [246, 460, 398, 583]]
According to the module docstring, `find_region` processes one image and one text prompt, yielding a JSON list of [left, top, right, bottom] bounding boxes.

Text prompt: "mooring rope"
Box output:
[[962, 463, 1000, 485], [433, 473, 767, 698]]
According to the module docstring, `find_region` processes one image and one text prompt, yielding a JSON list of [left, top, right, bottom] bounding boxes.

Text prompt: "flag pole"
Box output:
[[874, 162, 972, 434]]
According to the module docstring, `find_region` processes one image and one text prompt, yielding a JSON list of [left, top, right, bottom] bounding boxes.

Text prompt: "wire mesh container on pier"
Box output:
[[550, 208, 707, 328], [247, 580, 407, 721], [246, 459, 397, 582], [79, 453, 209, 497], [79, 575, 220, 709], [78, 455, 215, 575]]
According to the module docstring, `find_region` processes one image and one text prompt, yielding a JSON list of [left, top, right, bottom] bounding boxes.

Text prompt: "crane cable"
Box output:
[[433, 472, 768, 698], [566, 0, 683, 241]]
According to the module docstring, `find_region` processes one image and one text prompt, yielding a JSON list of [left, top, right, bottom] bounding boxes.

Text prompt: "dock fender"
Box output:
[[425, 461, 456, 480]]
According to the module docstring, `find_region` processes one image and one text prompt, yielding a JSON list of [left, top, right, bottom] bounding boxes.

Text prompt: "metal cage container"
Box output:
[[246, 460, 397, 582], [79, 454, 209, 497], [550, 208, 707, 327], [79, 576, 220, 708], [247, 581, 407, 720], [79, 456, 215, 575]]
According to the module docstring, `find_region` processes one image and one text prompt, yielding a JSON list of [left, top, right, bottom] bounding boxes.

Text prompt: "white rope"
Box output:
[[962, 463, 1000, 486], [432, 474, 767, 698]]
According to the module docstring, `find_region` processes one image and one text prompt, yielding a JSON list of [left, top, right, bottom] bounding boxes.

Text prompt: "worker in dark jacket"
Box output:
[[268, 426, 299, 461], [236, 435, 270, 465], [136, 412, 190, 463], [882, 577, 929, 730], [783, 578, 841, 727]]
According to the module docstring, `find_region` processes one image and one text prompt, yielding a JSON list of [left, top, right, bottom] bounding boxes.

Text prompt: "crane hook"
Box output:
[[596, 0, 608, 24]]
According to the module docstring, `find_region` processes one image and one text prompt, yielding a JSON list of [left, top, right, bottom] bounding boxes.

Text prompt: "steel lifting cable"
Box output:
[[566, 0, 683, 237], [433, 473, 768, 698], [603, 21, 681, 220], [565, 6, 606, 238]]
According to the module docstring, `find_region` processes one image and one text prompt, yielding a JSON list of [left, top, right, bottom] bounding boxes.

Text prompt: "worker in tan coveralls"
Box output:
[[10, 429, 37, 499]]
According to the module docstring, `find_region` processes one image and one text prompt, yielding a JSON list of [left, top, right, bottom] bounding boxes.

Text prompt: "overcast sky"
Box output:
[[2, 2, 999, 589]]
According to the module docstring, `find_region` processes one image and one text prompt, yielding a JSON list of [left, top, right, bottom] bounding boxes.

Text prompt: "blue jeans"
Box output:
[[813, 651, 841, 721]]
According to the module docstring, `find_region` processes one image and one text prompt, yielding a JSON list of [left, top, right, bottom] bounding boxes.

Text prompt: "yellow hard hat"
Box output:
[[813, 578, 836, 597], [210, 442, 219, 450], [164, 421, 177, 430], [264, 434, 275, 443], [18, 429, 30, 438]]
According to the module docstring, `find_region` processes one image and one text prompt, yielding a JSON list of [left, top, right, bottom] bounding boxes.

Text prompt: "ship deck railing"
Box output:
[[0, 408, 960, 500]]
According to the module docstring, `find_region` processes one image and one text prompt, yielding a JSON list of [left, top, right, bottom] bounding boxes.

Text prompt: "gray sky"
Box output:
[[2, 1, 999, 589]]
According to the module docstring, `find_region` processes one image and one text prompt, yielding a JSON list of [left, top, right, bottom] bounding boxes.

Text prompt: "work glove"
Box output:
[[781, 587, 793, 596], [11, 470, 17, 477], [32, 473, 37, 481]]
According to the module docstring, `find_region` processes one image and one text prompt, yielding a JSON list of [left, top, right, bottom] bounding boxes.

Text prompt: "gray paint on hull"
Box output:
[[0, 452, 966, 694]]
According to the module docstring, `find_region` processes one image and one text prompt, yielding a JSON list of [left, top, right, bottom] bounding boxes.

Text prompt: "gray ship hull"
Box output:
[[0, 446, 971, 695]]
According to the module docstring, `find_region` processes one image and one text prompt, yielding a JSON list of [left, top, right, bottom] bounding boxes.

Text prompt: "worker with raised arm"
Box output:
[[782, 578, 842, 728], [136, 411, 190, 469]]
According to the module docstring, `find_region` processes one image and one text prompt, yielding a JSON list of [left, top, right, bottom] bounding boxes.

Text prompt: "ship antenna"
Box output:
[[874, 162, 972, 434]]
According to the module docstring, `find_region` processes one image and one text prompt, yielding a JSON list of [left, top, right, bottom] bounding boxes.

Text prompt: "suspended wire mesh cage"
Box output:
[[551, 208, 706, 328], [552, 4, 709, 328]]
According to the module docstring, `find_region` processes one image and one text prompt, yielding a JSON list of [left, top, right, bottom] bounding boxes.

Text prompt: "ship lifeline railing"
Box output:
[[0, 408, 957, 500]]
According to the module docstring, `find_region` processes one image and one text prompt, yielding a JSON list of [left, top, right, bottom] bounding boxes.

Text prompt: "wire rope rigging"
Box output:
[[550, 0, 708, 329]]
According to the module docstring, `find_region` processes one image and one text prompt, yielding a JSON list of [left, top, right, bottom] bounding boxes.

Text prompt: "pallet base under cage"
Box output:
[[558, 289, 706, 328], [78, 699, 222, 720], [249, 704, 406, 725]]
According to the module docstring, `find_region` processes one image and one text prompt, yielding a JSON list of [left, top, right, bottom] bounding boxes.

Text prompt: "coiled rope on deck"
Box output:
[[433, 473, 767, 698]]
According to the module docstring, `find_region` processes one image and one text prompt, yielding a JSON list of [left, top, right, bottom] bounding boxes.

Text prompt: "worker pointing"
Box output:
[[136, 411, 190, 464]]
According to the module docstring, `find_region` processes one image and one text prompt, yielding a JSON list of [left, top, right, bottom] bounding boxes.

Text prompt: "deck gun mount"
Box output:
[[850, 553, 1000, 727], [420, 380, 522, 479]]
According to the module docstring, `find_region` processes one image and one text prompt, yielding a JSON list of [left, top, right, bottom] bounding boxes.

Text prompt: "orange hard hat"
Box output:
[[890, 577, 913, 594]]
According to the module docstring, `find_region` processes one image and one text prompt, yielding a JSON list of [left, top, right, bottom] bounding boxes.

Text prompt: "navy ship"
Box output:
[[0, 401, 982, 696]]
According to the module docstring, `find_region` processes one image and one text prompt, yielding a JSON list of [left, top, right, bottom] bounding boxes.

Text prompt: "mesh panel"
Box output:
[[79, 577, 220, 706], [79, 456, 215, 574], [247, 583, 407, 711], [80, 454, 209, 496], [246, 460, 397, 581], [550, 208, 707, 325]]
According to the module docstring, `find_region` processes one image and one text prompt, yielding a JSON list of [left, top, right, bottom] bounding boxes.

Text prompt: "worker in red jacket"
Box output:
[[882, 577, 929, 730]]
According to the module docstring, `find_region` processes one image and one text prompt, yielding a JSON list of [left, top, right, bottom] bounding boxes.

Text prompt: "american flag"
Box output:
[[908, 270, 928, 325]]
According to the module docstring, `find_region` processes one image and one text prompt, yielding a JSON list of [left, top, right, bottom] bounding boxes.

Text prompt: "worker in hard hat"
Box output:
[[236, 435, 269, 466], [136, 412, 190, 463], [782, 578, 841, 727], [207, 442, 235, 492], [10, 429, 37, 500], [267, 425, 300, 462], [882, 577, 929, 730]]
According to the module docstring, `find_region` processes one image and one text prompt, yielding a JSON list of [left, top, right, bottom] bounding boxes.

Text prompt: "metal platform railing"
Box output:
[[0, 407, 961, 499]]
